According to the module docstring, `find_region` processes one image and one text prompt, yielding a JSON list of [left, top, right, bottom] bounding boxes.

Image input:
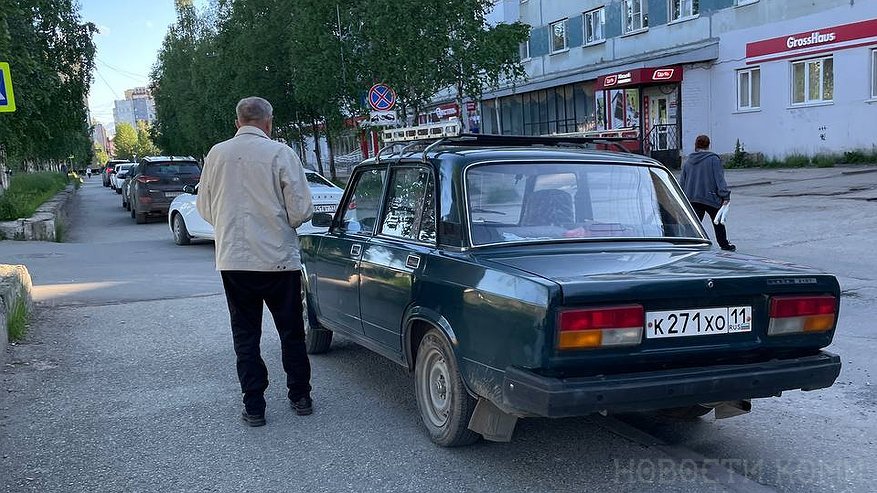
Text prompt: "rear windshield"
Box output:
[[305, 172, 335, 188], [466, 162, 703, 246], [117, 164, 135, 172], [144, 162, 201, 176]]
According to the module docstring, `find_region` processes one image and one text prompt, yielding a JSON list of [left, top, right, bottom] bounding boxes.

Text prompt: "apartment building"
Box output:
[[481, 0, 877, 164]]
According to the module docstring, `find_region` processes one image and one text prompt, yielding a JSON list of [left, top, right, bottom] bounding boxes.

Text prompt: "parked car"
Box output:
[[102, 159, 129, 187], [298, 132, 842, 447], [129, 156, 201, 224], [111, 163, 136, 193], [168, 169, 344, 245]]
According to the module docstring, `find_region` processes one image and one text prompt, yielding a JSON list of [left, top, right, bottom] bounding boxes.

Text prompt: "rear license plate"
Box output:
[[165, 192, 182, 198], [645, 306, 752, 339], [314, 204, 335, 213]]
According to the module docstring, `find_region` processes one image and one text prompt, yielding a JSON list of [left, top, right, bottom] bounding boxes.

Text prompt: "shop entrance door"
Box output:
[[644, 86, 681, 168], [651, 96, 671, 150]]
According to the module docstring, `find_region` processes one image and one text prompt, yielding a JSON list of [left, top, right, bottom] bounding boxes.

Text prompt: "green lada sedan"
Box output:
[[300, 134, 841, 447]]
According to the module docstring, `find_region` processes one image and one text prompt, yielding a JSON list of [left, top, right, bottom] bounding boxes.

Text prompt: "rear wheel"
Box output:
[[172, 214, 191, 245], [302, 286, 332, 354], [414, 329, 479, 447]]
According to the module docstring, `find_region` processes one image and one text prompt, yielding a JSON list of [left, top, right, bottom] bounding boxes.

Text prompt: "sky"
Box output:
[[81, 0, 206, 132]]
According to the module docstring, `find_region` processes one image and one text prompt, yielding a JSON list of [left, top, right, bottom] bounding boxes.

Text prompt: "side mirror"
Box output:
[[311, 212, 333, 228], [182, 184, 196, 195]]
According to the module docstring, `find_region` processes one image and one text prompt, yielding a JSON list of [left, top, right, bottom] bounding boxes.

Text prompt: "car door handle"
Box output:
[[406, 254, 421, 269], [350, 244, 362, 257]]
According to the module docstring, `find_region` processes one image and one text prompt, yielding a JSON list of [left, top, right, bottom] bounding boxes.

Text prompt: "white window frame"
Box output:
[[871, 49, 877, 100], [521, 39, 530, 61], [669, 0, 699, 22], [622, 0, 648, 34], [584, 8, 606, 45], [790, 56, 834, 106], [737, 67, 761, 111], [550, 19, 568, 54]]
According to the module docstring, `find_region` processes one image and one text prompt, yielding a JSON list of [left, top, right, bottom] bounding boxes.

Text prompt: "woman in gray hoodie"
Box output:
[[680, 135, 736, 251]]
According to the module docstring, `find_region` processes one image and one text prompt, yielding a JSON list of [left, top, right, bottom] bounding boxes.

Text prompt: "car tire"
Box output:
[[121, 195, 127, 209], [659, 405, 713, 420], [135, 210, 147, 224], [414, 329, 479, 447], [130, 205, 136, 219], [302, 286, 332, 354], [115, 186, 122, 194], [172, 213, 191, 245]]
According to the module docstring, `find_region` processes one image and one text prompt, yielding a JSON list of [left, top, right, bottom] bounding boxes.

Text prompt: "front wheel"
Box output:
[[414, 329, 479, 447], [172, 214, 191, 245], [302, 286, 332, 354]]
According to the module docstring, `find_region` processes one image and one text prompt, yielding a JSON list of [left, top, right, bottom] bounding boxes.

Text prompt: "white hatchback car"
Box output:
[[111, 163, 136, 193], [168, 169, 345, 245]]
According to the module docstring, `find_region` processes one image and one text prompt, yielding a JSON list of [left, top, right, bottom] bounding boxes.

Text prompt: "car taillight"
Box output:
[[768, 295, 836, 335], [557, 305, 644, 350], [137, 175, 159, 184]]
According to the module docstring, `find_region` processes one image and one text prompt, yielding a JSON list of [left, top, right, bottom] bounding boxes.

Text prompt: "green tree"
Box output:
[[113, 123, 138, 161], [0, 0, 96, 170], [135, 121, 160, 158], [93, 144, 109, 166]]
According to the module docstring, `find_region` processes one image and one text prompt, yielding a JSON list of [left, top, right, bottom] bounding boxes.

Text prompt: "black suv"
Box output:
[[128, 156, 201, 224]]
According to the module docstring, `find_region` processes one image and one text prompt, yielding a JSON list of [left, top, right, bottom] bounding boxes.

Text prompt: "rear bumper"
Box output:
[[501, 351, 841, 418]]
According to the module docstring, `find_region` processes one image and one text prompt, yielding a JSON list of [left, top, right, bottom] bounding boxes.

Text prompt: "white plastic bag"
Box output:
[[713, 203, 730, 225]]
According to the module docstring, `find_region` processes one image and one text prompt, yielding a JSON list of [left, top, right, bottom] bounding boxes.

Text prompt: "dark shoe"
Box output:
[[241, 409, 266, 427], [290, 396, 313, 416], [721, 244, 737, 252]]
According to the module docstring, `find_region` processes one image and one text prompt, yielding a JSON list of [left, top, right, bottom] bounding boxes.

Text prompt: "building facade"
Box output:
[[481, 0, 877, 164], [92, 122, 110, 151], [113, 86, 156, 130]]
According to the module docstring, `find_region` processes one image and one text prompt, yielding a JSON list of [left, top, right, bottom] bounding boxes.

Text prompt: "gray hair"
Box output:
[[236, 97, 273, 124]]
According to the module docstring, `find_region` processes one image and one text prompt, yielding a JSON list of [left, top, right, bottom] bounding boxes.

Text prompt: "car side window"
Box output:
[[381, 167, 435, 242], [340, 169, 386, 235]]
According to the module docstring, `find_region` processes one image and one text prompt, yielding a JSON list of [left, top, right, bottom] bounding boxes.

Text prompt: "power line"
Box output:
[[94, 68, 121, 100], [97, 60, 145, 83], [96, 57, 148, 79]]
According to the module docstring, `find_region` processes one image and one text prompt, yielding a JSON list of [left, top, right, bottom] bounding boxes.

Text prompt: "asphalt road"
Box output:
[[1, 169, 876, 492]]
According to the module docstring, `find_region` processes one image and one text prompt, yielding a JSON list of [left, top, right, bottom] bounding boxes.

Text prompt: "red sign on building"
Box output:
[[596, 66, 683, 89], [746, 18, 877, 63]]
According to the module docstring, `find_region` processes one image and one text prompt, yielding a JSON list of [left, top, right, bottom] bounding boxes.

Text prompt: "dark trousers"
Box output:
[[691, 202, 731, 249], [220, 270, 311, 413]]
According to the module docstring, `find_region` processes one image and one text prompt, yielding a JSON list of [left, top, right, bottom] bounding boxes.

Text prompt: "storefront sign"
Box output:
[[746, 18, 877, 63], [597, 66, 683, 89]]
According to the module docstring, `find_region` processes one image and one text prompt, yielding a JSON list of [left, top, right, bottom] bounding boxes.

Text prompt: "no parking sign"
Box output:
[[368, 83, 396, 112]]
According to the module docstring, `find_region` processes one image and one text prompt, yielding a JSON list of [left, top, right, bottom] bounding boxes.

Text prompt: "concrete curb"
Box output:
[[0, 265, 33, 367], [0, 184, 78, 241]]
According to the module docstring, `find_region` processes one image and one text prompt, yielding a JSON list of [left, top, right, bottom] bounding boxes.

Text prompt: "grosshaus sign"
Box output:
[[0, 62, 16, 113]]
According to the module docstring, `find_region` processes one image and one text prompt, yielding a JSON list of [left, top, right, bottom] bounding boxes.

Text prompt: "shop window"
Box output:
[[607, 89, 641, 129], [791, 56, 833, 105], [622, 0, 648, 34], [584, 8, 605, 45], [669, 0, 698, 21], [871, 49, 877, 99], [737, 67, 761, 110], [550, 19, 568, 53]]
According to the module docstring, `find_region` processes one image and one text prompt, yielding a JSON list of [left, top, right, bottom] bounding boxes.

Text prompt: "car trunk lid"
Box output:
[[479, 246, 840, 375]]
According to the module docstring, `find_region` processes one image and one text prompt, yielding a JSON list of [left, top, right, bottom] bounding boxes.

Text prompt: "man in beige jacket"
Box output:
[[197, 96, 314, 427]]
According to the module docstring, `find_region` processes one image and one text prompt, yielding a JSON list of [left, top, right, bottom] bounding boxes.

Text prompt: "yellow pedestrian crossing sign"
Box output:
[[0, 62, 16, 113]]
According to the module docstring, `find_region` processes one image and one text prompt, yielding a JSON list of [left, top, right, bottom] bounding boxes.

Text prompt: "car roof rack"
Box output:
[[376, 120, 634, 163]]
